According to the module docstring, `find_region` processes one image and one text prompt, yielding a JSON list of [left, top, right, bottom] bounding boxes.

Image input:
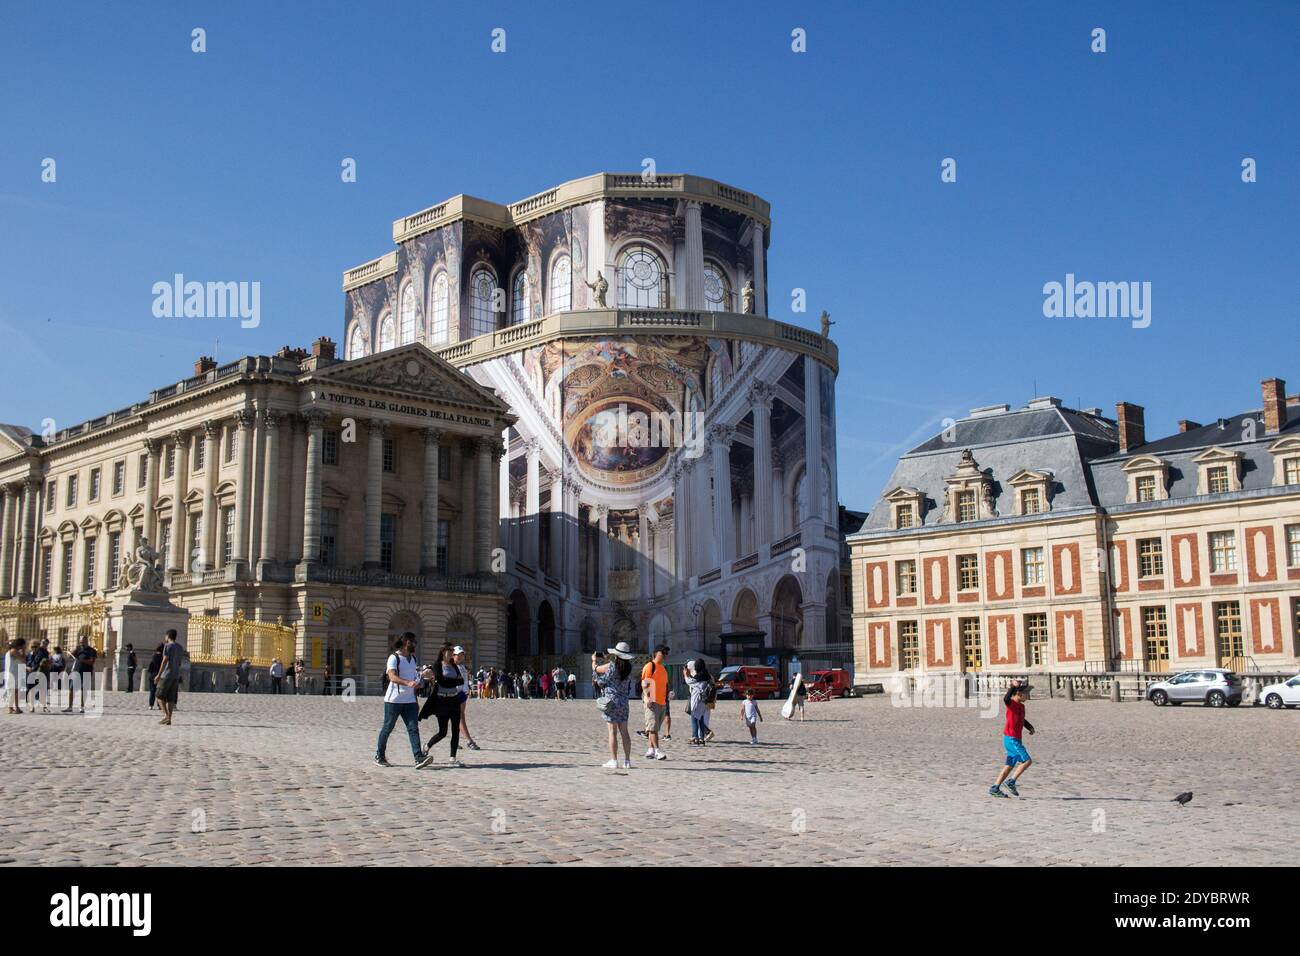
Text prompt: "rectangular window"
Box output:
[[1208, 530, 1237, 573], [320, 507, 339, 567], [894, 504, 914, 529], [1025, 613, 1049, 666], [960, 617, 982, 671], [60, 544, 73, 595], [164, 446, 175, 479], [1137, 537, 1164, 577], [138, 453, 148, 489], [438, 447, 451, 481], [1207, 465, 1230, 494], [896, 560, 917, 596], [112, 461, 125, 496], [382, 438, 396, 474], [1021, 547, 1044, 586], [83, 537, 97, 591], [194, 438, 205, 471], [224, 426, 236, 463], [436, 519, 450, 573], [1286, 458, 1300, 485], [380, 513, 396, 571], [158, 520, 171, 565], [1020, 488, 1041, 514], [188, 516, 202, 570], [1135, 475, 1157, 502], [46, 479, 56, 512], [323, 429, 339, 466], [1142, 607, 1169, 671], [40, 546, 53, 597], [899, 621, 919, 670], [221, 507, 235, 566], [66, 474, 78, 507], [1287, 524, 1300, 568], [957, 490, 976, 522], [958, 553, 979, 591], [1214, 601, 1243, 662], [107, 531, 122, 586], [89, 468, 101, 502]]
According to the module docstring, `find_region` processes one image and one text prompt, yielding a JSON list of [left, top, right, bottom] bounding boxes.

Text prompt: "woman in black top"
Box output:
[[419, 644, 467, 766]]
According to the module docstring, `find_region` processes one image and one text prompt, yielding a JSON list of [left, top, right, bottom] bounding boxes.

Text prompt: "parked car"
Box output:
[[805, 669, 854, 698], [1147, 669, 1243, 708], [715, 665, 780, 700], [1255, 673, 1300, 709]]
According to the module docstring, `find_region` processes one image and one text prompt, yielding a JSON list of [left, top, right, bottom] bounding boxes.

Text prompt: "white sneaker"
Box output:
[[644, 748, 655, 759], [622, 759, 633, 769], [601, 759, 619, 769], [653, 750, 667, 760], [448, 757, 463, 767]]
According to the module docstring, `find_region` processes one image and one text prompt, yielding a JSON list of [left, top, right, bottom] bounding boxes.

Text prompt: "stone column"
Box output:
[[300, 411, 325, 565], [524, 439, 540, 569], [803, 358, 823, 523], [693, 451, 712, 572], [545, 466, 563, 579], [201, 420, 220, 571], [683, 200, 705, 309], [672, 464, 687, 584], [751, 221, 766, 317], [772, 450, 786, 539], [638, 504, 652, 597], [497, 430, 510, 551], [750, 382, 774, 548], [363, 419, 386, 569], [709, 425, 735, 568], [143, 437, 160, 545], [587, 199, 607, 302], [14, 479, 39, 599], [256, 409, 280, 577], [563, 478, 582, 596], [169, 429, 190, 571], [288, 416, 307, 562], [596, 505, 609, 593], [231, 412, 255, 570], [420, 428, 442, 575], [475, 437, 493, 575], [738, 485, 753, 557], [0, 485, 15, 599]]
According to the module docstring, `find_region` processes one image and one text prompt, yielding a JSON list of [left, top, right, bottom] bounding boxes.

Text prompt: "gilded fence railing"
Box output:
[[0, 598, 107, 651], [187, 611, 296, 668]]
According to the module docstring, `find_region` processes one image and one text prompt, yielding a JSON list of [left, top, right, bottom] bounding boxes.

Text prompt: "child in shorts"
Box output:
[[990, 680, 1035, 798], [741, 688, 763, 744]]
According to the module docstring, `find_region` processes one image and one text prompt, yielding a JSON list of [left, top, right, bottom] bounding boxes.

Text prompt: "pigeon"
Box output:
[[1171, 792, 1193, 806]]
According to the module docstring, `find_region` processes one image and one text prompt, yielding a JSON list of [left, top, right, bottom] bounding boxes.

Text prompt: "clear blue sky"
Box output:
[[1, 0, 1296, 510]]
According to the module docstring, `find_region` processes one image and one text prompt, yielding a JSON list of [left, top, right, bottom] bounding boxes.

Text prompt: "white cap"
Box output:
[[453, 645, 465, 655]]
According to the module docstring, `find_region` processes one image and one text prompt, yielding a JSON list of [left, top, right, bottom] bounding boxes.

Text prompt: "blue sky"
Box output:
[[1, 0, 1296, 509]]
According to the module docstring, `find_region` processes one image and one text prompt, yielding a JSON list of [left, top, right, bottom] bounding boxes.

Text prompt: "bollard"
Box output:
[[1110, 680, 1121, 703], [1063, 679, 1075, 702]]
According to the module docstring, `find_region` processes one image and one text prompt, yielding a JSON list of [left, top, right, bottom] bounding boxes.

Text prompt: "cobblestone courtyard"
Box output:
[[1, 691, 1295, 866]]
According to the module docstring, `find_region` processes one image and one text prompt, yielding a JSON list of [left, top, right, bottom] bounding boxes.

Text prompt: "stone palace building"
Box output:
[[850, 378, 1300, 689], [1, 172, 843, 688]]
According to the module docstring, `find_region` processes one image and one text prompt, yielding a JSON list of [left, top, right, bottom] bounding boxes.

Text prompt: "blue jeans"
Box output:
[[377, 701, 423, 761], [691, 715, 708, 740]]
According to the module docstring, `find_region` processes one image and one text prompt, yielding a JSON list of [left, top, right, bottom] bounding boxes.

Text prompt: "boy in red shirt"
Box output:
[[989, 679, 1035, 798]]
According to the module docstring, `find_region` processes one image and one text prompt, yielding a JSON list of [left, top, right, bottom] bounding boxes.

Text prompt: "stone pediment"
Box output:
[[0, 425, 32, 460], [314, 344, 508, 414]]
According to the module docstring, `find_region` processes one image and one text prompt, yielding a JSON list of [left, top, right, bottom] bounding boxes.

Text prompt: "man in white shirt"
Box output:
[[375, 632, 433, 768]]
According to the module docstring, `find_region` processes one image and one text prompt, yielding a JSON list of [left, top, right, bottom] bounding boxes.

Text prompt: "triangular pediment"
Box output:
[[1121, 455, 1168, 473], [1191, 445, 1242, 464], [884, 486, 923, 501], [311, 344, 510, 415], [1007, 469, 1052, 485], [0, 425, 32, 460]]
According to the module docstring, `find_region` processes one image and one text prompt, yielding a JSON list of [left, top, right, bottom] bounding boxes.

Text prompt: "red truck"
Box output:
[[805, 669, 854, 698]]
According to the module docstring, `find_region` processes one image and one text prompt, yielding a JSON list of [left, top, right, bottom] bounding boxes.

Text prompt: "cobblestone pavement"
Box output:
[[1, 689, 1295, 866]]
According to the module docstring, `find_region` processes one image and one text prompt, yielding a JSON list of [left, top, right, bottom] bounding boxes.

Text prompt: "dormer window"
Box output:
[[1122, 455, 1170, 503], [957, 490, 977, 522], [1267, 437, 1300, 486], [894, 504, 914, 529], [1136, 475, 1157, 501], [942, 449, 996, 522], [1192, 447, 1243, 496], [1007, 469, 1052, 516], [884, 486, 925, 530], [1020, 488, 1041, 514]]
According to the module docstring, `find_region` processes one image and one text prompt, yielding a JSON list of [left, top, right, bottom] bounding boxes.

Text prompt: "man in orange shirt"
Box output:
[[640, 644, 670, 760]]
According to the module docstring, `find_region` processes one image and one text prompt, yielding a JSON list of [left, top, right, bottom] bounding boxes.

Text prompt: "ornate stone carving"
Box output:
[[584, 271, 609, 307], [123, 537, 165, 593], [741, 281, 754, 314], [749, 381, 775, 410], [820, 310, 835, 338], [708, 423, 736, 448]]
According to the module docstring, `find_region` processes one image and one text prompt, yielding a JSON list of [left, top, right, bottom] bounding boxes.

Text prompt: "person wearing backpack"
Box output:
[[640, 645, 670, 760], [684, 659, 713, 746], [376, 632, 430, 768]]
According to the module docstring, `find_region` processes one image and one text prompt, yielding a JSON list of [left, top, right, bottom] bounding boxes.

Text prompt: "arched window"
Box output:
[[398, 284, 417, 345], [703, 261, 730, 311], [617, 244, 667, 309], [511, 270, 531, 326], [468, 267, 496, 337], [429, 272, 449, 344], [377, 312, 395, 351], [347, 325, 366, 360], [550, 254, 571, 313], [708, 357, 724, 405]]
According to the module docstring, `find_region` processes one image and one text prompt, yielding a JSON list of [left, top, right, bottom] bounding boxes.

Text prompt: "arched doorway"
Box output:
[[446, 613, 478, 670], [648, 612, 671, 650], [700, 599, 722, 648], [771, 575, 804, 649], [325, 606, 363, 691], [537, 600, 556, 655], [506, 590, 530, 656], [611, 616, 637, 652], [731, 588, 759, 631]]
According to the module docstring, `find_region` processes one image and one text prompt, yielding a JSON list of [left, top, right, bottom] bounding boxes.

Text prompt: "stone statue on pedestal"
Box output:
[[741, 281, 754, 314], [585, 271, 609, 308], [820, 310, 835, 338], [122, 538, 165, 594]]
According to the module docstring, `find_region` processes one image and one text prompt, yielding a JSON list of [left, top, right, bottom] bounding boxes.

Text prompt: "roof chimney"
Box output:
[[312, 336, 337, 360], [1262, 377, 1287, 434], [1178, 420, 1202, 433], [194, 355, 217, 375], [1115, 401, 1145, 453]]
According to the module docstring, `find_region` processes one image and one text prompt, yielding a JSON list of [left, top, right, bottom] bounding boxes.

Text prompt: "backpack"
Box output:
[[382, 652, 417, 693]]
